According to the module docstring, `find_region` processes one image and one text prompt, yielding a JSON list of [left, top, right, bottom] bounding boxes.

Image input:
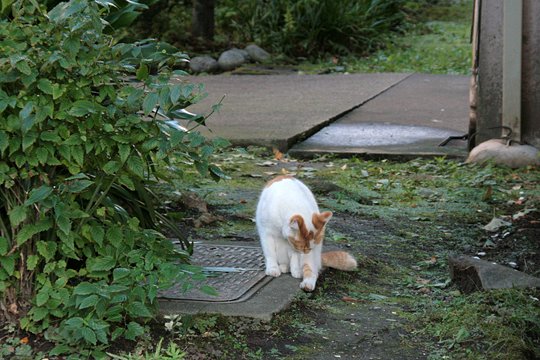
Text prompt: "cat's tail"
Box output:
[[322, 251, 357, 271]]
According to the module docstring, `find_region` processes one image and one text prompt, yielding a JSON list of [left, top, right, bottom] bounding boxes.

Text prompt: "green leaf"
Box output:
[[73, 282, 98, 296], [25, 185, 53, 205], [90, 225, 104, 247], [50, 345, 72, 356], [36, 241, 57, 262], [71, 146, 84, 166], [8, 205, 27, 227], [78, 294, 99, 309], [22, 131, 38, 150], [90, 256, 116, 272], [127, 156, 144, 177], [136, 63, 149, 81], [103, 160, 120, 174], [142, 92, 159, 116], [124, 321, 145, 340], [118, 144, 130, 163], [200, 285, 219, 297], [16, 61, 32, 75], [37, 79, 54, 95], [113, 268, 130, 281], [57, 215, 71, 235], [0, 131, 8, 154], [16, 219, 53, 246], [27, 255, 39, 271], [32, 306, 49, 321], [0, 236, 8, 255], [170, 84, 182, 104], [67, 179, 93, 193], [0, 255, 15, 275], [69, 100, 98, 117], [36, 290, 49, 306], [81, 327, 97, 345], [127, 301, 152, 318], [52, 84, 65, 100]]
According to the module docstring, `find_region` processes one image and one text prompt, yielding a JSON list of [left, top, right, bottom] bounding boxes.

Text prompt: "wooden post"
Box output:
[[502, 0, 522, 142]]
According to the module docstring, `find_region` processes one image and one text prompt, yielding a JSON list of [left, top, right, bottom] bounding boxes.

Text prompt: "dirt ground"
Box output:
[[160, 149, 539, 360], [2, 149, 538, 359]]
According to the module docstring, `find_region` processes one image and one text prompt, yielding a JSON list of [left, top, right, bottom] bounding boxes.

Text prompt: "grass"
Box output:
[[299, 0, 473, 75]]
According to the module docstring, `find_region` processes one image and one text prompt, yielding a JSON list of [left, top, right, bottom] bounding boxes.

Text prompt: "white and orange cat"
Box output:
[[256, 175, 357, 291]]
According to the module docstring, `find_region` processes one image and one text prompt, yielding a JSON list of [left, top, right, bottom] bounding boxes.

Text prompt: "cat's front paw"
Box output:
[[300, 278, 316, 292], [279, 264, 290, 273], [265, 265, 281, 277]]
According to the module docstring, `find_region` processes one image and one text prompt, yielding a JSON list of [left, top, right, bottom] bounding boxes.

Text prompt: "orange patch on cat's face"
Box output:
[[288, 212, 332, 252], [288, 214, 313, 253]]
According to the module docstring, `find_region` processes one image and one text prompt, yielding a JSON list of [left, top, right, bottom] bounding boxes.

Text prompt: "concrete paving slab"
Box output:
[[182, 73, 410, 150], [159, 273, 301, 321], [289, 74, 470, 158]]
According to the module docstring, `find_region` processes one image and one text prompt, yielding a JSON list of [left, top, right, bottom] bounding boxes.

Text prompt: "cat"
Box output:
[[256, 175, 357, 291]]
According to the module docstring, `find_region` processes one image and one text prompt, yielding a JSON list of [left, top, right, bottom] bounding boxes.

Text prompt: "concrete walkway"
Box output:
[[185, 72, 470, 157]]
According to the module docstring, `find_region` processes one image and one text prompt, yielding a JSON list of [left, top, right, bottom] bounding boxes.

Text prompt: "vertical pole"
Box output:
[[468, 0, 481, 150], [502, 0, 522, 142]]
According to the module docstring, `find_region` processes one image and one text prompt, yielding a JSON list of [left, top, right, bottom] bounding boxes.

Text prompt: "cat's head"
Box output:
[[287, 211, 332, 253]]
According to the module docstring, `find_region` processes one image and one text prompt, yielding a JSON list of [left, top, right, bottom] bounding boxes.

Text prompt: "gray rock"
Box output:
[[189, 55, 219, 73], [466, 139, 540, 168], [449, 255, 540, 293], [218, 49, 247, 71], [236, 48, 251, 62], [245, 44, 271, 63]]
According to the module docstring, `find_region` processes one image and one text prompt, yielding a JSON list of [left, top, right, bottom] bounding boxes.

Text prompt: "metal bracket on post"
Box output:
[[502, 0, 522, 142]]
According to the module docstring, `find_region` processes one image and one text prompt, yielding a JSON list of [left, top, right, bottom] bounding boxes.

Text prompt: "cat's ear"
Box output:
[[289, 214, 304, 231], [313, 211, 333, 230]]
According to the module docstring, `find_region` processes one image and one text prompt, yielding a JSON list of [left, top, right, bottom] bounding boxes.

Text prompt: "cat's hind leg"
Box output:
[[259, 231, 281, 277], [277, 243, 290, 274]]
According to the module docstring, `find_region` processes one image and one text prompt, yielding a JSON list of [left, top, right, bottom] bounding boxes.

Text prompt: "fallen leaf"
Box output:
[[256, 161, 276, 167], [9, 303, 18, 314], [273, 148, 283, 160], [512, 208, 537, 220], [341, 164, 348, 170], [483, 217, 511, 232], [418, 287, 431, 294], [341, 296, 360, 303]]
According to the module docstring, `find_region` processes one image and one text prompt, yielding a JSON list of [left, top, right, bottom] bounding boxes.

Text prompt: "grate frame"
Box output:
[[159, 243, 270, 303]]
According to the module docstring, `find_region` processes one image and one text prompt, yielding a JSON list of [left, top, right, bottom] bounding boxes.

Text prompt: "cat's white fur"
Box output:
[[256, 176, 354, 291]]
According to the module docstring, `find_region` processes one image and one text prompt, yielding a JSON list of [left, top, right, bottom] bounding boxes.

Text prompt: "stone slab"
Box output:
[[449, 254, 540, 293], [159, 273, 301, 321], [180, 73, 411, 151], [289, 74, 470, 158]]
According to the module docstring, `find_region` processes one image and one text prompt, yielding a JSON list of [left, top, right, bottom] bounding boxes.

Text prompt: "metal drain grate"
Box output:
[[159, 243, 269, 303]]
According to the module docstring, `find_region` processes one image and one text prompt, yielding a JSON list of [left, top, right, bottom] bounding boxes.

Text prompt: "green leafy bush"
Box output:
[[129, 0, 406, 59], [0, 0, 224, 355], [219, 0, 405, 58]]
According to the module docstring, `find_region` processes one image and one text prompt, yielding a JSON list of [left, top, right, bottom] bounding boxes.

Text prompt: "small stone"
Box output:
[[245, 44, 271, 62], [189, 55, 219, 73], [218, 49, 247, 71]]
